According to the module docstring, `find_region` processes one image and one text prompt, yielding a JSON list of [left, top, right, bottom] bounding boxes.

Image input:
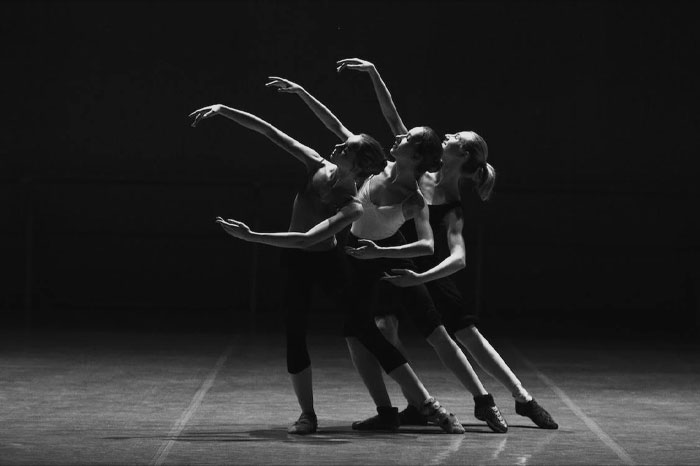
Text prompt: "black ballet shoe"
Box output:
[[398, 404, 428, 426], [515, 399, 559, 429], [351, 406, 400, 431], [474, 393, 508, 433]]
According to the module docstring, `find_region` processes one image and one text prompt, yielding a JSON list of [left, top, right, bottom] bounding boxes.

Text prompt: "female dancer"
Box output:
[[338, 57, 558, 430], [190, 78, 463, 435]]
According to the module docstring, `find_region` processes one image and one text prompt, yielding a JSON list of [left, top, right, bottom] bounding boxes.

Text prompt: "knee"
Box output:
[[455, 325, 480, 347], [375, 316, 399, 344], [455, 325, 478, 339], [426, 325, 455, 348]]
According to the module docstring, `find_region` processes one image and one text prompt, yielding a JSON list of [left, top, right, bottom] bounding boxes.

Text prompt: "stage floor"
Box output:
[[1, 330, 699, 465]]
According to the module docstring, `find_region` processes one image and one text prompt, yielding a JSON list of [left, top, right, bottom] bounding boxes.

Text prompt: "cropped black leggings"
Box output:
[[280, 246, 408, 375]]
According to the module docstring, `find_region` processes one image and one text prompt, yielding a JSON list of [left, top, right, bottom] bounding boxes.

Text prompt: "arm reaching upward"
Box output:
[[189, 104, 324, 172], [216, 200, 363, 249], [337, 58, 408, 136], [266, 77, 353, 142]]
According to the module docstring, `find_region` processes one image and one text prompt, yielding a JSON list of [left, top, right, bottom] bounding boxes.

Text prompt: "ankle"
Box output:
[[474, 393, 496, 408], [512, 386, 532, 403], [377, 406, 398, 416]]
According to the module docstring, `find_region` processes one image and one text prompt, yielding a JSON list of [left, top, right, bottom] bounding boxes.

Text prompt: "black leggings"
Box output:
[[343, 232, 442, 370], [280, 245, 409, 375], [280, 247, 345, 374]]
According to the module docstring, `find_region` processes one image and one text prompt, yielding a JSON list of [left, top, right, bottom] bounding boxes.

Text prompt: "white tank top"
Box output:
[[350, 175, 413, 240]]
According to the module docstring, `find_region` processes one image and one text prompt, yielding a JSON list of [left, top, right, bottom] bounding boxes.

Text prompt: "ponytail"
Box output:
[[474, 162, 496, 201]]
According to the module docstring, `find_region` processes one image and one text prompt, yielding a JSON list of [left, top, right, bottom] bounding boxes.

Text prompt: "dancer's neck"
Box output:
[[389, 160, 418, 186], [434, 167, 462, 201]]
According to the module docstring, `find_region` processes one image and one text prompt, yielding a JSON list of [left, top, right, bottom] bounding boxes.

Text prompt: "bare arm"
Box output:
[[266, 77, 353, 141], [337, 58, 408, 136], [345, 201, 434, 260], [217, 201, 362, 249], [189, 104, 324, 171], [381, 208, 466, 288]]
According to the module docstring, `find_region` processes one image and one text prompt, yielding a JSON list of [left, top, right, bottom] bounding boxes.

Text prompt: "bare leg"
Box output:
[[290, 366, 314, 414], [455, 325, 531, 402], [346, 336, 429, 408], [426, 325, 489, 396], [345, 337, 392, 407]]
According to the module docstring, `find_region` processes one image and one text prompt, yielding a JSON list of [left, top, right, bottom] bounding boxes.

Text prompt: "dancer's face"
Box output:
[[389, 127, 423, 161], [442, 132, 466, 158], [442, 132, 475, 170], [330, 135, 362, 171]]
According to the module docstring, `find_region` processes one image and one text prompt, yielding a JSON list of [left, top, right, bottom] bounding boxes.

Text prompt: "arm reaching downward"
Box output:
[[382, 208, 466, 287], [189, 104, 324, 172], [266, 77, 353, 142]]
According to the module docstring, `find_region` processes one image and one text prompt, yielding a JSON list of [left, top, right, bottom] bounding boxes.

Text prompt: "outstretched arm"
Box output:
[[216, 201, 362, 249], [266, 77, 353, 142], [382, 209, 466, 288], [189, 104, 324, 171], [337, 58, 408, 136]]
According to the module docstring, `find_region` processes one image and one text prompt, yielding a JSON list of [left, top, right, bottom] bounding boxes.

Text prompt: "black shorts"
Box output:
[[425, 276, 479, 333]]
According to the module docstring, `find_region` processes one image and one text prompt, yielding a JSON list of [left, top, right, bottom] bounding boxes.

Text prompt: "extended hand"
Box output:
[[380, 268, 423, 287], [265, 76, 305, 94], [189, 105, 223, 127], [344, 239, 384, 260], [216, 217, 253, 240], [336, 58, 375, 73]]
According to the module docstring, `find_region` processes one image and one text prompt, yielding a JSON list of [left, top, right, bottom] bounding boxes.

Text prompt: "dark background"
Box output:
[[1, 0, 698, 337]]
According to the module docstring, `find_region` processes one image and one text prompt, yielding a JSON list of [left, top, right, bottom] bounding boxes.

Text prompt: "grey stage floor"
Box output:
[[1, 329, 699, 465]]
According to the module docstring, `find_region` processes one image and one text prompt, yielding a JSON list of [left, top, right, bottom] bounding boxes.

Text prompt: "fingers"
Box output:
[[336, 58, 367, 73], [190, 108, 216, 127], [337, 64, 362, 73], [265, 79, 285, 88], [265, 78, 297, 93], [188, 106, 209, 118], [267, 76, 289, 83]]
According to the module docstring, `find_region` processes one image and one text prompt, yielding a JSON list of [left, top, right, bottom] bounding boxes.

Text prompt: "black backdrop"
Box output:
[[1, 0, 698, 336]]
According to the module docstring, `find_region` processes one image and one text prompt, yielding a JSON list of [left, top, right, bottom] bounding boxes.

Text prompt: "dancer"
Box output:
[[190, 78, 463, 435], [338, 57, 559, 430]]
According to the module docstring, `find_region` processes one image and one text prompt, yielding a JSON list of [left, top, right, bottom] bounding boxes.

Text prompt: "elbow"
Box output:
[[455, 256, 467, 270], [421, 240, 434, 256], [297, 237, 315, 249]]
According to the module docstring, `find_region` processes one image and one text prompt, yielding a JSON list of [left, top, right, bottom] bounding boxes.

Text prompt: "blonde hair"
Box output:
[[459, 131, 496, 201]]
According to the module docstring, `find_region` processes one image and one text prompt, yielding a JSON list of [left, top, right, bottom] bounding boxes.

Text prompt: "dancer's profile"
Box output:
[[338, 57, 558, 430], [190, 77, 464, 435]]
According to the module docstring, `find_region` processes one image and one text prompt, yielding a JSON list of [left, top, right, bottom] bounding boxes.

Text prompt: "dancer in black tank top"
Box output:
[[339, 57, 558, 431]]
